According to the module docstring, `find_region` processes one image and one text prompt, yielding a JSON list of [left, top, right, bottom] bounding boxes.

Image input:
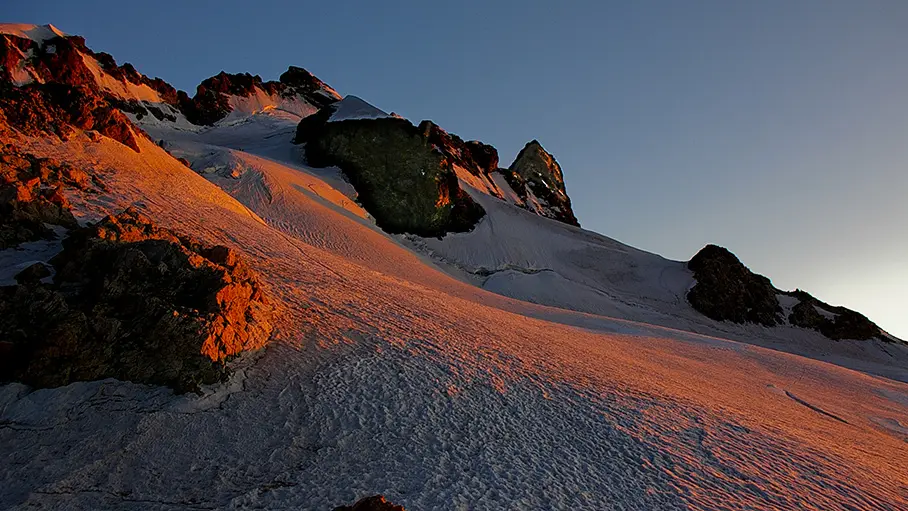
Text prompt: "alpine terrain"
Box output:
[[0, 24, 906, 510]]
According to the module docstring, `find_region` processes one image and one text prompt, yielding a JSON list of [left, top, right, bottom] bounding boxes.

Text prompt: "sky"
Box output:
[[4, 1, 907, 339]]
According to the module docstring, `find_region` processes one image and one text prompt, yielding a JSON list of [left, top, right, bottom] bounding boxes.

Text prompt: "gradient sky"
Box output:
[[4, 1, 907, 339]]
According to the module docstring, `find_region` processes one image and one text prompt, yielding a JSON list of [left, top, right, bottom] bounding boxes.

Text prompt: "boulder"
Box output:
[[0, 208, 273, 392]]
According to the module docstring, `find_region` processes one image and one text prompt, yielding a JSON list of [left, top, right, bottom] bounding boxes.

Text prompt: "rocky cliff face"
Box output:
[[0, 208, 273, 393], [297, 110, 485, 237], [687, 244, 887, 341]]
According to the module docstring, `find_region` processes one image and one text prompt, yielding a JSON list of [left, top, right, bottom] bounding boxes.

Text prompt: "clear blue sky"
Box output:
[[4, 1, 907, 339]]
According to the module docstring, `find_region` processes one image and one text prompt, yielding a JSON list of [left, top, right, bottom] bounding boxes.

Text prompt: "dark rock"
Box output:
[[688, 246, 888, 341], [789, 296, 827, 331], [498, 167, 530, 204], [278, 66, 339, 108], [0, 208, 273, 392], [465, 140, 499, 174], [14, 262, 51, 284], [820, 309, 882, 341], [687, 244, 782, 326], [333, 495, 405, 511], [419, 120, 491, 178], [508, 140, 580, 226], [298, 114, 485, 237], [785, 289, 884, 341]]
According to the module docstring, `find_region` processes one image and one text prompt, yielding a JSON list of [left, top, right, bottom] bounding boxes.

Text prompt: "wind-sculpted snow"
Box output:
[[0, 127, 905, 510]]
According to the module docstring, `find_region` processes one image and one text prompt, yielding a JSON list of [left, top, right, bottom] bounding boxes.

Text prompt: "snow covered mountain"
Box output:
[[1, 24, 906, 510]]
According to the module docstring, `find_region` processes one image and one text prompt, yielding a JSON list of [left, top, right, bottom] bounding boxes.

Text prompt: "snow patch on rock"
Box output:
[[328, 95, 391, 122]]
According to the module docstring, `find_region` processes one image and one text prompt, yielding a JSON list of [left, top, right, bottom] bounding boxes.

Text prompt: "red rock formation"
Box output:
[[0, 145, 86, 248]]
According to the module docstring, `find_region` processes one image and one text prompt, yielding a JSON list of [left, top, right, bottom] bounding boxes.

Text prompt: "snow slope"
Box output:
[[1, 93, 906, 509], [139, 103, 908, 380]]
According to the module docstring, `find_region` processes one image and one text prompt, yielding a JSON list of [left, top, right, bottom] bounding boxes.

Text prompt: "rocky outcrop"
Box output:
[[687, 244, 782, 327], [297, 114, 485, 237], [0, 208, 273, 392], [0, 34, 144, 151], [417, 125, 582, 226], [507, 140, 580, 227], [92, 51, 180, 104], [687, 245, 888, 341], [785, 290, 884, 341], [1, 28, 340, 136], [333, 495, 406, 511], [0, 146, 94, 248], [1, 82, 144, 151], [278, 66, 340, 108], [179, 67, 340, 126], [465, 140, 499, 174], [419, 120, 499, 177]]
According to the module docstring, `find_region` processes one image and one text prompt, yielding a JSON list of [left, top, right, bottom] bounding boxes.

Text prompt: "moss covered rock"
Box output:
[[297, 114, 484, 237]]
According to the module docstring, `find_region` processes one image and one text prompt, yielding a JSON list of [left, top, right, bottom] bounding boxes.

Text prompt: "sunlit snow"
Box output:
[[0, 78, 905, 510]]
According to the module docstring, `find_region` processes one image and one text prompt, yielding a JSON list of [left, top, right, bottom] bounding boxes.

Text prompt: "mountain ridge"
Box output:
[[0, 23, 899, 346]]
